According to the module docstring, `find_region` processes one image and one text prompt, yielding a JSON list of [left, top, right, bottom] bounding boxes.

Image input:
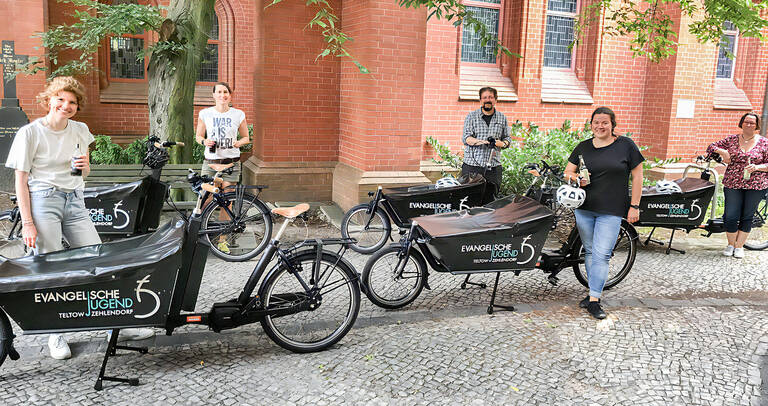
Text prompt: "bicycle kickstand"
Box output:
[[94, 329, 148, 391]]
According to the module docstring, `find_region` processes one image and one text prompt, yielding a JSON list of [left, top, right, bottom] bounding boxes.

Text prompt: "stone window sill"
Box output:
[[713, 79, 752, 110], [541, 68, 593, 104], [99, 82, 214, 106], [458, 65, 518, 102]]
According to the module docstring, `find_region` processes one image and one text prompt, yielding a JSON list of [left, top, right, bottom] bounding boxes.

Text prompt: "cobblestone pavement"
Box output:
[[1, 228, 767, 405]]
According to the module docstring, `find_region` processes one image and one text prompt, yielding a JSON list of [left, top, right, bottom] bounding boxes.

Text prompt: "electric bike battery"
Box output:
[[415, 195, 554, 272], [0, 218, 185, 333], [636, 178, 715, 228]]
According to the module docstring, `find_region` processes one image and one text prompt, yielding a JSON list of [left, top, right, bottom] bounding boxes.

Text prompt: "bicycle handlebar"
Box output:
[[200, 183, 219, 194]]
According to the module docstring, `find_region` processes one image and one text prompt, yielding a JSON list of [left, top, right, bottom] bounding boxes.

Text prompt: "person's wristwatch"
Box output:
[[630, 204, 640, 210]]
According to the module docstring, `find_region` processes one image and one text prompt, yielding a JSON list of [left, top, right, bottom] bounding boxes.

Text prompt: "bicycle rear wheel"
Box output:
[[201, 192, 273, 261], [572, 223, 636, 290], [259, 251, 360, 353], [745, 194, 768, 250]]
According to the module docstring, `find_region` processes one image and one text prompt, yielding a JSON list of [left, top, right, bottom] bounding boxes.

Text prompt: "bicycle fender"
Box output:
[[259, 249, 361, 296]]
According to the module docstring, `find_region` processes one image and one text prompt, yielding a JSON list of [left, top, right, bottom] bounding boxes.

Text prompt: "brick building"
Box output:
[[1, 0, 766, 210]]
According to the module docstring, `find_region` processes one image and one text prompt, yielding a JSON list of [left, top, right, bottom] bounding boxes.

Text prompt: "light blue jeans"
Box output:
[[573, 209, 622, 299], [29, 187, 101, 254]]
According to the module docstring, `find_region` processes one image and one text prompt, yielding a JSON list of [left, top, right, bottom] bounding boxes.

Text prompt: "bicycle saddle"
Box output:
[[272, 203, 310, 219]]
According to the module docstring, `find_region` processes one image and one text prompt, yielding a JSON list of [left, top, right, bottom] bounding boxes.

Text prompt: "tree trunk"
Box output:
[[147, 0, 215, 164]]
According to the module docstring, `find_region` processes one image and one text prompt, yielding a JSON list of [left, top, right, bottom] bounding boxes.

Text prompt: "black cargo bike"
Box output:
[[637, 153, 768, 254], [0, 165, 361, 390], [361, 161, 639, 313]]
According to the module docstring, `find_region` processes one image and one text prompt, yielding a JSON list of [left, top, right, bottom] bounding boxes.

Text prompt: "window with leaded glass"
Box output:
[[460, 0, 502, 64], [716, 21, 738, 79], [108, 0, 146, 80], [543, 0, 578, 68], [198, 13, 219, 83]]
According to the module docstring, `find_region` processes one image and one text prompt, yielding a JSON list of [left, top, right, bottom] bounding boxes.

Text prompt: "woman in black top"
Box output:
[[563, 107, 644, 319]]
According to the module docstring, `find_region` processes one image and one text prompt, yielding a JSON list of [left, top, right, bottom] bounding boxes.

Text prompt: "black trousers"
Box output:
[[461, 163, 502, 205]]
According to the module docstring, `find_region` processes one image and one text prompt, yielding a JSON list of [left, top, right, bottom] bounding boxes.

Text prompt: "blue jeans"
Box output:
[[574, 209, 622, 299], [723, 187, 767, 233], [29, 187, 101, 254]]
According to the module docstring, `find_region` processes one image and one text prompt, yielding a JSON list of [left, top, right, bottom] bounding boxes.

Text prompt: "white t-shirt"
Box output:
[[5, 119, 95, 192], [198, 106, 246, 160]]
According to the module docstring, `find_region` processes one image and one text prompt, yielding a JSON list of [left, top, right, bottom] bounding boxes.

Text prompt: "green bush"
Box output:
[[125, 137, 149, 164], [499, 120, 590, 195], [90, 135, 129, 165], [426, 120, 682, 195]]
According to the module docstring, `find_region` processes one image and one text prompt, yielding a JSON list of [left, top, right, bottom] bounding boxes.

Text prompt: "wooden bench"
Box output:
[[86, 164, 198, 209]]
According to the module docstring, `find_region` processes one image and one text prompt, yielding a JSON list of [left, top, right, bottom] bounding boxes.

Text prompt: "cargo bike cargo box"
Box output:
[[637, 177, 715, 228], [415, 195, 554, 272], [83, 177, 169, 235], [0, 218, 185, 333], [382, 173, 485, 223]]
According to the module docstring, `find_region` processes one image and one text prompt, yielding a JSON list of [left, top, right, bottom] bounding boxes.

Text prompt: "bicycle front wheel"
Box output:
[[340, 204, 391, 254], [201, 192, 273, 261], [362, 245, 426, 309], [745, 194, 768, 250], [259, 251, 360, 353], [572, 223, 636, 290]]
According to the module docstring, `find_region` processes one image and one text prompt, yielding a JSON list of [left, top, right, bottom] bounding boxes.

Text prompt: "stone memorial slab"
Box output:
[[0, 40, 29, 193]]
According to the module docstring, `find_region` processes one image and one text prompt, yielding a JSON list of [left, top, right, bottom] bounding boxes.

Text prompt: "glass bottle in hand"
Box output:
[[744, 157, 752, 180], [70, 143, 82, 176], [578, 155, 590, 185]]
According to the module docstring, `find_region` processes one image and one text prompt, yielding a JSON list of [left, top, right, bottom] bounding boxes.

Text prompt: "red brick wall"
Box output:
[[254, 0, 340, 163], [421, 3, 766, 161], [338, 0, 427, 171], [11, 0, 258, 142], [5, 0, 766, 170]]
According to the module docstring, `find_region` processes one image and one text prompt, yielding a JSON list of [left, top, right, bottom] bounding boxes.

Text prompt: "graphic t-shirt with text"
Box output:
[[199, 107, 246, 160]]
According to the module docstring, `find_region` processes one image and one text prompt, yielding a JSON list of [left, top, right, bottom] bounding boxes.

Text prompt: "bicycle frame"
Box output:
[[681, 158, 720, 222], [366, 186, 410, 229]]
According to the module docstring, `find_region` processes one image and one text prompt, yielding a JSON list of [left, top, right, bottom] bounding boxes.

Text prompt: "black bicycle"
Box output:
[[0, 138, 274, 262], [340, 142, 510, 255], [0, 167, 361, 390], [361, 160, 638, 313], [636, 152, 768, 253]]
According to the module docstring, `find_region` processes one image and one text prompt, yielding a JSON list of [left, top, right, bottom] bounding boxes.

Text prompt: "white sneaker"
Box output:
[[722, 245, 734, 256], [733, 248, 745, 259], [106, 328, 155, 343], [48, 334, 71, 360]]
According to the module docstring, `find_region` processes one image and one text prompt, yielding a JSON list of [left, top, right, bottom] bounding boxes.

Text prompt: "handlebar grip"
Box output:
[[175, 142, 185, 147], [200, 183, 220, 194]]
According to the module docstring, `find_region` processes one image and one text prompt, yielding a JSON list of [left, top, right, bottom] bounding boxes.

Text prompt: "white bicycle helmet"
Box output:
[[556, 183, 586, 209], [655, 180, 682, 194], [435, 176, 461, 189]]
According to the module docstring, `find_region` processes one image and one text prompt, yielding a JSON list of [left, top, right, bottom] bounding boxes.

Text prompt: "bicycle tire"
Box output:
[[200, 191, 273, 261], [258, 251, 360, 353], [362, 244, 426, 309], [340, 204, 391, 254], [745, 195, 768, 251], [0, 310, 13, 368], [572, 223, 637, 290]]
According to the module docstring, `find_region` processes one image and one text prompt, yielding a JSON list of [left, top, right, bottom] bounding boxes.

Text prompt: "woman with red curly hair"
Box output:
[[5, 76, 153, 360]]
